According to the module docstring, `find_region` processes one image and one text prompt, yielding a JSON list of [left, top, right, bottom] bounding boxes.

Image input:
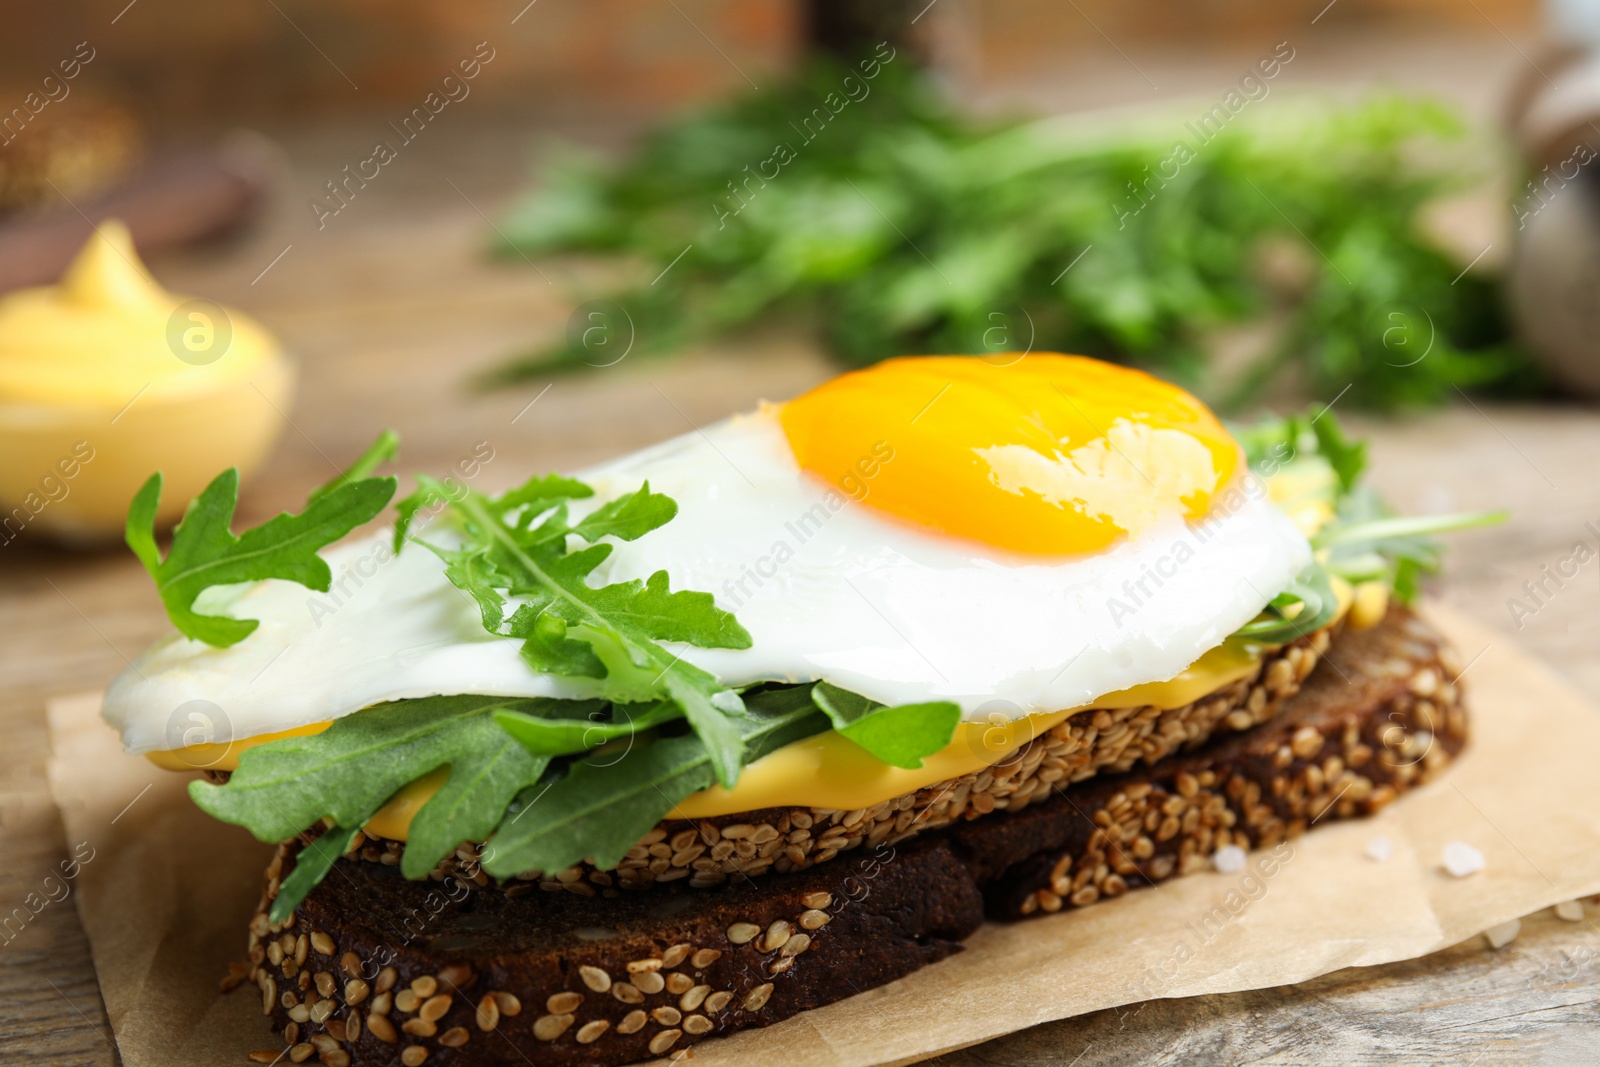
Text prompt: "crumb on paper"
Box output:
[[1483, 918, 1520, 950], [1555, 899, 1584, 922], [1365, 835, 1392, 862], [1212, 845, 1246, 873], [1442, 841, 1485, 878]]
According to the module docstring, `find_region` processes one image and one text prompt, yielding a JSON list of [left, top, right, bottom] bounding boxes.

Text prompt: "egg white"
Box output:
[[104, 407, 1310, 754]]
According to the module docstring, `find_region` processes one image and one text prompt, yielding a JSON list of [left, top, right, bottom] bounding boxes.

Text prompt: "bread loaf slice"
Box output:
[[241, 607, 1463, 1067]]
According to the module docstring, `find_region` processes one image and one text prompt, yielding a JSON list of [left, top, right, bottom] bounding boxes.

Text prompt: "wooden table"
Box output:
[[6, 38, 1600, 1066]]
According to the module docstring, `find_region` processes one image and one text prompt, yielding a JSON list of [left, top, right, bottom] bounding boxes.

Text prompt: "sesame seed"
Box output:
[[344, 978, 369, 1006], [438, 1026, 470, 1048], [248, 1052, 282, 1064], [320, 1049, 350, 1067], [680, 984, 711, 1011], [799, 909, 831, 930], [664, 972, 692, 995], [633, 970, 665, 995], [649, 1029, 683, 1055], [400, 1017, 436, 1038], [289, 1043, 315, 1063], [367, 1012, 398, 1043], [314, 972, 335, 998], [661, 943, 692, 968], [691, 948, 722, 969], [287, 1004, 310, 1024], [579, 965, 612, 992], [394, 989, 420, 1014], [419, 993, 452, 1022], [436, 963, 473, 989], [611, 982, 644, 1004], [410, 975, 438, 998], [779, 933, 811, 957], [683, 1013, 713, 1035], [742, 983, 774, 1011], [704, 990, 734, 1012], [761, 921, 792, 952], [474, 995, 499, 1031], [533, 1013, 575, 1041], [375, 967, 398, 994], [399, 1047, 428, 1067], [546, 991, 583, 1014], [310, 932, 335, 957], [626, 957, 662, 974], [576, 1019, 610, 1044], [294, 934, 308, 966], [726, 922, 760, 944], [370, 991, 392, 1015], [492, 991, 523, 1017], [616, 1009, 648, 1035], [345, 1012, 362, 1042], [652, 1006, 682, 1025]]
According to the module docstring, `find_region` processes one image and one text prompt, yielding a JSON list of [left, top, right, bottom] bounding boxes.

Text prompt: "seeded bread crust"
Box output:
[[240, 607, 1462, 1067], [352, 623, 1335, 894]]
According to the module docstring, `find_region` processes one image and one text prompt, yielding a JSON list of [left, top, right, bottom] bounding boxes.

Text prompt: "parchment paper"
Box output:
[[46, 608, 1600, 1067]]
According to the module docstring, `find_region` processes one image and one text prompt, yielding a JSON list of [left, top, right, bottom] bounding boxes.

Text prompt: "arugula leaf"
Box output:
[[398, 475, 754, 787], [1232, 563, 1342, 644], [311, 430, 399, 501], [1231, 409, 1505, 630], [1308, 415, 1367, 495], [190, 695, 571, 877], [126, 435, 398, 647], [481, 686, 826, 877], [270, 825, 360, 924], [494, 699, 681, 757], [811, 682, 961, 769]]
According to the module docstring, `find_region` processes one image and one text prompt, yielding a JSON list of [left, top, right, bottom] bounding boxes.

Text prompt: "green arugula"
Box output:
[[493, 699, 682, 756], [481, 685, 828, 878], [189, 694, 590, 884], [1232, 408, 1504, 638], [271, 825, 360, 924], [125, 435, 398, 646], [395, 474, 754, 788], [811, 682, 961, 769]]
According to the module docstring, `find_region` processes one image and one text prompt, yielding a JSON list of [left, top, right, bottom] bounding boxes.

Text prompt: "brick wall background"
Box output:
[[0, 0, 1542, 130]]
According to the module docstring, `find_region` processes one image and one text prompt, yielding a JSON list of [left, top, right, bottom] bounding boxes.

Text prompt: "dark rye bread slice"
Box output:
[[352, 623, 1337, 895], [241, 607, 1463, 1067]]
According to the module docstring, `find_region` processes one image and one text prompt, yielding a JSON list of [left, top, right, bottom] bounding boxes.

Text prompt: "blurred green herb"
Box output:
[[488, 67, 1540, 410]]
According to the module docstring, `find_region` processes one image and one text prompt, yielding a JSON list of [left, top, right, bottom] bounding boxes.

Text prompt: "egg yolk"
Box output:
[[778, 354, 1241, 556]]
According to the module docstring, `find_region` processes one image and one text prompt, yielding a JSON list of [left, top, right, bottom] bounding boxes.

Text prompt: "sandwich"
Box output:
[[103, 354, 1498, 1067]]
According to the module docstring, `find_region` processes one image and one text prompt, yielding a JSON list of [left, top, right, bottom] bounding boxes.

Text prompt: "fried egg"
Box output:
[[105, 354, 1310, 754]]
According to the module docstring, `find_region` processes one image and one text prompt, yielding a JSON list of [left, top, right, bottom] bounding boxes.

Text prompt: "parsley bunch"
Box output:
[[487, 70, 1541, 410]]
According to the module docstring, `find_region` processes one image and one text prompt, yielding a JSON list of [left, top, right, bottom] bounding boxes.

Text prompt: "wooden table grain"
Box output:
[[6, 62, 1600, 1067]]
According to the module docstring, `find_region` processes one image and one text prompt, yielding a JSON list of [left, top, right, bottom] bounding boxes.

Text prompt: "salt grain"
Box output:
[[1212, 845, 1246, 873], [1365, 835, 1392, 862], [1555, 899, 1584, 922], [1441, 841, 1484, 878], [1483, 918, 1520, 949]]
